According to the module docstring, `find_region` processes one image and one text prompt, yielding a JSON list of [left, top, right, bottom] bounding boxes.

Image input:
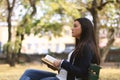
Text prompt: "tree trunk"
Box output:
[[9, 53, 16, 66], [7, 10, 12, 42], [87, 0, 116, 63], [6, 0, 16, 67], [6, 0, 12, 64], [101, 28, 115, 63], [16, 34, 24, 63], [88, 0, 100, 53]]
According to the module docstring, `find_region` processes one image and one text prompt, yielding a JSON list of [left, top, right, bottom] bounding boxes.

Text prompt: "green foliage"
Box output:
[[17, 15, 33, 35], [3, 39, 21, 54], [28, 0, 82, 37], [0, 0, 7, 21], [21, 0, 30, 9], [44, 22, 63, 37], [46, 0, 81, 19], [99, 1, 119, 29], [32, 19, 63, 37], [15, 0, 82, 39], [25, 23, 32, 35]]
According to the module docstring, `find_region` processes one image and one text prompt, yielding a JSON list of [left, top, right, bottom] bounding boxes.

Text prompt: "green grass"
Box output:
[[0, 63, 57, 80], [0, 64, 120, 80], [100, 68, 120, 80]]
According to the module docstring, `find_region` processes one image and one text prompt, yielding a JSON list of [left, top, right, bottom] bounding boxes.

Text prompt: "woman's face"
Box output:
[[72, 21, 82, 39]]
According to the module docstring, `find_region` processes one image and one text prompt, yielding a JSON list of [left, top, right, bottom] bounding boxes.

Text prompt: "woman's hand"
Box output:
[[47, 64, 58, 71], [53, 59, 62, 68]]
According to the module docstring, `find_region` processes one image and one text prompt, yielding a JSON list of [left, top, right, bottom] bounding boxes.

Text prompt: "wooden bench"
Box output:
[[88, 64, 101, 80]]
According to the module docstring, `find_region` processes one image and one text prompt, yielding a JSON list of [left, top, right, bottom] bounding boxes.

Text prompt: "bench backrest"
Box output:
[[88, 64, 101, 80]]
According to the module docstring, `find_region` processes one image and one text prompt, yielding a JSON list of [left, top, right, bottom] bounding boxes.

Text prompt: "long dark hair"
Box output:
[[72, 18, 100, 65]]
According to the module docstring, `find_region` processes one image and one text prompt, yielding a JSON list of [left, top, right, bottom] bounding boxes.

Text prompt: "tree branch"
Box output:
[[116, 0, 120, 3], [29, 0, 36, 17], [101, 28, 115, 63], [11, 0, 16, 9], [100, 0, 103, 5], [6, 0, 16, 10], [86, 0, 97, 14], [6, 0, 10, 10], [86, 7, 91, 12], [97, 1, 114, 10]]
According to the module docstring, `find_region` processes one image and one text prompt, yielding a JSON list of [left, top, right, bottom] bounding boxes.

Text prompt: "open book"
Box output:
[[41, 55, 58, 70]]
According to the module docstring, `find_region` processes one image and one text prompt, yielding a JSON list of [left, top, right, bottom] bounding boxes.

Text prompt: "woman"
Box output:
[[19, 18, 100, 80]]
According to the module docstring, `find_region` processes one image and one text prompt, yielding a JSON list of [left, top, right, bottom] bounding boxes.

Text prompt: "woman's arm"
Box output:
[[61, 46, 93, 77]]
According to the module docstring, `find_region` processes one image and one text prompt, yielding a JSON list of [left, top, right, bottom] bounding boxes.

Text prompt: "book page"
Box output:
[[41, 55, 58, 70], [44, 55, 57, 63]]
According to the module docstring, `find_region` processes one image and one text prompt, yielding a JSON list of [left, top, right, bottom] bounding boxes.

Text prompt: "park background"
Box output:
[[0, 0, 120, 80]]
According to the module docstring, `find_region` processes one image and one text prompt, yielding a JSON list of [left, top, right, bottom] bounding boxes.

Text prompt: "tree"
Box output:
[[6, 0, 16, 66], [16, 0, 81, 53], [3, 39, 21, 66], [82, 0, 119, 63], [15, 0, 38, 63], [100, 0, 120, 62]]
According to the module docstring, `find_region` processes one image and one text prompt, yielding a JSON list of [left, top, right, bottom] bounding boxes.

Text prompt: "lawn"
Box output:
[[0, 63, 120, 80], [0, 63, 57, 80]]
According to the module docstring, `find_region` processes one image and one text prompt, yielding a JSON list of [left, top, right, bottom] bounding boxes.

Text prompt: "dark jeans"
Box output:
[[19, 69, 59, 80]]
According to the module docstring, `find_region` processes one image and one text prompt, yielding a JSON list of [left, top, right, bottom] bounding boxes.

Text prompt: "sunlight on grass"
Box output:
[[0, 64, 120, 80]]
